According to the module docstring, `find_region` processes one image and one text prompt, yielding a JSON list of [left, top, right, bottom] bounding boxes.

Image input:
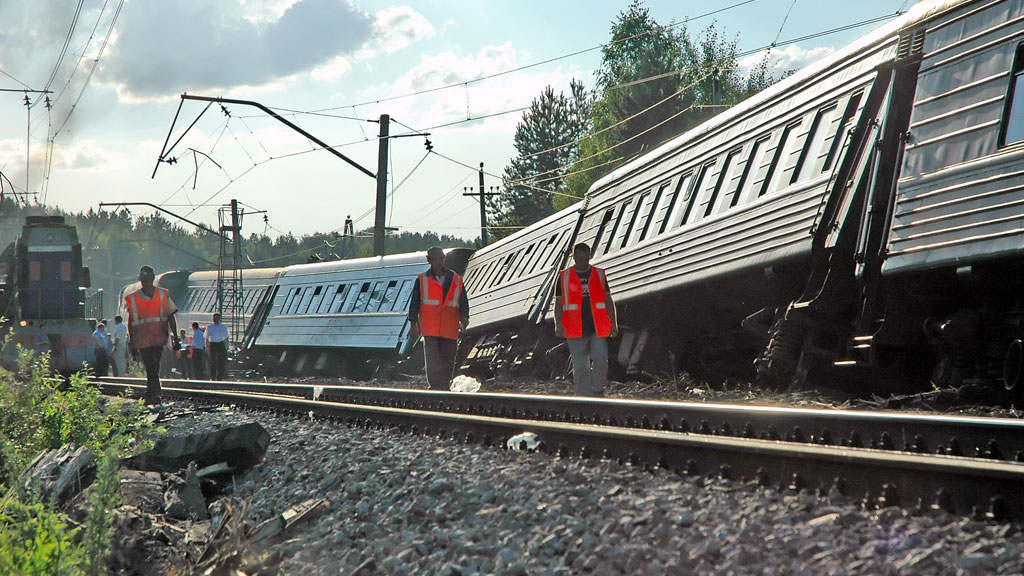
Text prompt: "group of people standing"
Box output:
[[90, 316, 129, 376], [175, 313, 231, 380]]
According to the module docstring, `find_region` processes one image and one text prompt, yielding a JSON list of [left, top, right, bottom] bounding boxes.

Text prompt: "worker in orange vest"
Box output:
[[124, 265, 179, 407], [409, 247, 469, 390], [555, 242, 618, 396]]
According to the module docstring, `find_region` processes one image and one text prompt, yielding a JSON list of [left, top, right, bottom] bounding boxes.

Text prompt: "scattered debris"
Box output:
[[23, 444, 93, 501], [164, 462, 209, 521], [248, 498, 329, 544]]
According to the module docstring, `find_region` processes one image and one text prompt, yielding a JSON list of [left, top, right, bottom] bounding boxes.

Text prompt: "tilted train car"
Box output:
[[1, 216, 96, 372], [245, 248, 473, 376], [462, 0, 1024, 394]]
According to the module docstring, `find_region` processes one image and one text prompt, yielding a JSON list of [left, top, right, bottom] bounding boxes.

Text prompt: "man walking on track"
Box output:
[[124, 265, 179, 408], [409, 247, 469, 390], [555, 242, 618, 396]]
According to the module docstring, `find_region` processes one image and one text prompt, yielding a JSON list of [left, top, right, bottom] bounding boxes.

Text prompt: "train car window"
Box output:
[[393, 279, 414, 311], [591, 209, 616, 256], [329, 284, 349, 313], [366, 281, 385, 312], [677, 162, 715, 227], [823, 91, 863, 172], [305, 285, 324, 314], [380, 280, 400, 311], [736, 136, 772, 204], [658, 173, 692, 235], [711, 148, 745, 215], [697, 158, 731, 221], [761, 121, 801, 196], [493, 251, 519, 287], [627, 191, 653, 246], [60, 261, 71, 282], [536, 234, 560, 270], [1003, 44, 1024, 146], [603, 201, 631, 254], [288, 286, 307, 313], [277, 288, 294, 314], [795, 103, 839, 182], [349, 282, 371, 313], [314, 285, 334, 314], [28, 261, 40, 282], [526, 239, 548, 274], [638, 181, 669, 242], [512, 243, 535, 279], [612, 199, 638, 250]]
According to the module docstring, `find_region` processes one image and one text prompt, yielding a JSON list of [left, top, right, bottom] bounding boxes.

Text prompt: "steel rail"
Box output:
[[95, 377, 1024, 460], [99, 380, 1024, 521]]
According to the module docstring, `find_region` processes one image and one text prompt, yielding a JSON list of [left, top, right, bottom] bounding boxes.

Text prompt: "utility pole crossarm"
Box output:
[[178, 94, 376, 180], [98, 201, 225, 239]]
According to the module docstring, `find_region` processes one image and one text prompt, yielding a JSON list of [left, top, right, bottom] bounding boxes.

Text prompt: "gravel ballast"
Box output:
[[153, 398, 1024, 575]]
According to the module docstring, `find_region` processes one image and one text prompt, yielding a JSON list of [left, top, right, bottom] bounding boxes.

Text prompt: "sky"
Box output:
[[0, 0, 915, 244]]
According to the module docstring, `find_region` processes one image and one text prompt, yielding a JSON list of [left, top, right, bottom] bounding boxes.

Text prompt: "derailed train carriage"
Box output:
[[242, 249, 473, 377], [462, 0, 1024, 394]]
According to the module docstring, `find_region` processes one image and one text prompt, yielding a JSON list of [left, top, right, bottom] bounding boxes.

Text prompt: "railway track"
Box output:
[[96, 377, 1024, 521]]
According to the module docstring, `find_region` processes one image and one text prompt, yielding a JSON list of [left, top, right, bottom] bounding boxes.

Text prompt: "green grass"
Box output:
[[0, 345, 156, 575]]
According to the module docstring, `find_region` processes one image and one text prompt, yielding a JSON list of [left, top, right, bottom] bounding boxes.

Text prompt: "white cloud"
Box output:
[[370, 6, 435, 56], [737, 44, 835, 80]]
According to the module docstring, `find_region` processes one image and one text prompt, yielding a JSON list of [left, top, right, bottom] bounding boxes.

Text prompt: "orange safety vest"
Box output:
[[559, 266, 613, 339], [125, 287, 173, 349], [418, 271, 463, 340]]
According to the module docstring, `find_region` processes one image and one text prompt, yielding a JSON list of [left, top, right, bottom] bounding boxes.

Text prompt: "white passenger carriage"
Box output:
[[249, 248, 472, 376]]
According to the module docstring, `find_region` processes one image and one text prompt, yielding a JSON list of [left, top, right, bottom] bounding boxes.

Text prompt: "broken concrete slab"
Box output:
[[164, 463, 209, 521], [119, 470, 164, 514], [23, 444, 93, 501], [124, 421, 270, 474]]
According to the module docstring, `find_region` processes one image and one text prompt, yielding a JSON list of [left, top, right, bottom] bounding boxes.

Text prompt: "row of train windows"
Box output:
[[277, 278, 415, 316], [187, 288, 262, 315], [463, 228, 571, 293], [591, 91, 864, 258]]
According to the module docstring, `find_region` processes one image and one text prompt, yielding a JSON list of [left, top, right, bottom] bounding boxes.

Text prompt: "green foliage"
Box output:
[[81, 448, 120, 576], [0, 348, 153, 575], [0, 499, 85, 576], [490, 80, 591, 241], [567, 1, 779, 197]]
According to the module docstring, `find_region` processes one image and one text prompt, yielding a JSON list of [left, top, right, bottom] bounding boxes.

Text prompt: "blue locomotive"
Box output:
[[1, 215, 96, 373]]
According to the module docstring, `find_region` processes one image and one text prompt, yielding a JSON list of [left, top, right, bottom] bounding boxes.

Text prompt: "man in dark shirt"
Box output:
[[408, 247, 470, 390], [555, 243, 618, 396]]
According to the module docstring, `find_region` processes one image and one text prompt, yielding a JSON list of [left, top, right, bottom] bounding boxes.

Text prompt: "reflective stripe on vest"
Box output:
[[559, 266, 612, 339], [418, 271, 462, 339]]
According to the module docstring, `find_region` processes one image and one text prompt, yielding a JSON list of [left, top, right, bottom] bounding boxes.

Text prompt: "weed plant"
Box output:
[[0, 346, 155, 575]]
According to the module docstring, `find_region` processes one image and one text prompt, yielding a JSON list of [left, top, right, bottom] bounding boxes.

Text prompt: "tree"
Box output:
[[566, 1, 777, 198], [490, 79, 590, 241]]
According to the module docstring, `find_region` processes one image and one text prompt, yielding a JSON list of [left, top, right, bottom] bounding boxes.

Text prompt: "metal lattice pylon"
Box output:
[[217, 200, 243, 347]]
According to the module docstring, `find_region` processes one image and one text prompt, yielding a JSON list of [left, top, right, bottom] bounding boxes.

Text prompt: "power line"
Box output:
[[262, 1, 759, 119]]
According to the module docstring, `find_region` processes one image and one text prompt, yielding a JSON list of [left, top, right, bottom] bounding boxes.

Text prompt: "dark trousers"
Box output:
[[93, 348, 109, 376], [140, 346, 164, 404], [209, 341, 228, 380], [191, 348, 206, 379], [423, 336, 458, 390]]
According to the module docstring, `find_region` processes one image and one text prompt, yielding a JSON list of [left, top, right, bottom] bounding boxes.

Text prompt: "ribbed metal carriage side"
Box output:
[[174, 268, 284, 344], [254, 253, 429, 351], [885, 0, 1024, 273], [576, 31, 899, 305]]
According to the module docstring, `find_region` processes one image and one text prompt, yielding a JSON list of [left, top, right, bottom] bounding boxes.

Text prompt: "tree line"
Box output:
[[488, 0, 777, 240]]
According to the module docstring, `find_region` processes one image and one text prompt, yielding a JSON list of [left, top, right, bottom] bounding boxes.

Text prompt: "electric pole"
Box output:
[[463, 162, 499, 247], [374, 114, 390, 256]]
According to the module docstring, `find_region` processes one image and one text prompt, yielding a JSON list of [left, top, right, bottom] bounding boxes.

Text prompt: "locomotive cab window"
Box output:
[[1002, 43, 1024, 146]]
